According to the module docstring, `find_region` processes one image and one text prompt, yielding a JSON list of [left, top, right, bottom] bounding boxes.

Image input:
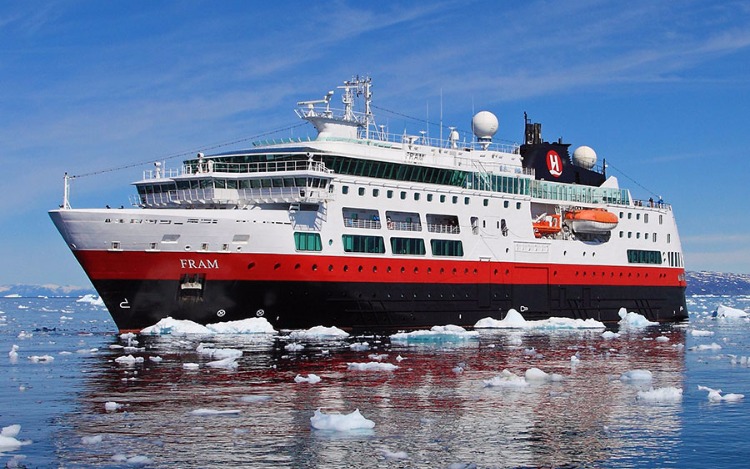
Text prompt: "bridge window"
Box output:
[[626, 249, 662, 264]]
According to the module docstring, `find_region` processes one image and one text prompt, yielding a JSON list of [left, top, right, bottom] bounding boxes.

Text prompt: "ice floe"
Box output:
[[690, 329, 714, 337], [483, 368, 562, 388], [620, 369, 653, 382], [141, 316, 277, 335], [698, 385, 745, 402], [28, 355, 54, 363], [76, 294, 105, 307], [287, 326, 349, 340], [0, 425, 31, 453], [104, 401, 123, 412], [617, 308, 658, 328], [114, 355, 144, 366], [636, 387, 683, 403], [112, 454, 153, 465], [295, 374, 321, 383], [690, 343, 722, 351], [81, 435, 104, 445], [475, 309, 605, 330], [8, 344, 18, 361], [189, 408, 241, 416], [390, 325, 478, 342], [310, 409, 375, 431], [714, 304, 748, 319], [347, 362, 398, 372]]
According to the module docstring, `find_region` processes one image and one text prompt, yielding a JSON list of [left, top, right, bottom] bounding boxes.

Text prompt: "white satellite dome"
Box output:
[[472, 111, 499, 140], [573, 145, 597, 169]]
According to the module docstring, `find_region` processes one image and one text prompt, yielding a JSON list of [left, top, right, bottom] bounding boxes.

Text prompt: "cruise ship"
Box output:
[[50, 77, 687, 332]]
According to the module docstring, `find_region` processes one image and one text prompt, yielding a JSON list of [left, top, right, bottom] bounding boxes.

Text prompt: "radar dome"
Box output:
[[573, 145, 597, 169], [472, 111, 499, 140]]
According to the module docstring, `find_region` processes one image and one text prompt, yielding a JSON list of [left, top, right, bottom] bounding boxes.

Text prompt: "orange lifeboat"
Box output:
[[532, 213, 561, 238], [564, 208, 618, 233]]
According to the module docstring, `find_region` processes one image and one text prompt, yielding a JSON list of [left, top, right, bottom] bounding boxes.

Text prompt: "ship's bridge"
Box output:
[[132, 155, 334, 209]]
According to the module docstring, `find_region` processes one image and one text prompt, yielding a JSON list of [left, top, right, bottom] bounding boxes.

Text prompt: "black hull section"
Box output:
[[93, 279, 688, 332]]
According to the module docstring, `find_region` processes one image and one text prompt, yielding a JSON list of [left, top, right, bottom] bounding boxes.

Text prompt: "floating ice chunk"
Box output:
[[697, 385, 744, 402], [238, 395, 272, 403], [285, 343, 304, 352], [655, 336, 670, 342], [9, 344, 18, 361], [114, 355, 144, 366], [396, 355, 405, 362], [112, 454, 153, 465], [570, 353, 580, 364], [378, 448, 409, 460], [310, 408, 375, 431], [368, 353, 388, 361], [104, 401, 123, 412], [636, 387, 683, 403], [691, 329, 714, 337], [347, 362, 398, 372], [390, 325, 479, 342], [81, 435, 104, 445], [618, 308, 658, 328], [183, 363, 200, 370], [206, 357, 239, 370], [525, 368, 564, 382], [483, 369, 528, 388], [288, 326, 350, 340], [206, 317, 277, 334], [690, 343, 722, 351], [350, 342, 370, 351], [17, 331, 32, 339], [475, 309, 605, 330], [295, 374, 321, 384], [76, 294, 105, 307], [620, 369, 653, 382], [189, 408, 241, 415], [141, 317, 212, 335], [28, 355, 54, 363], [0, 424, 30, 453], [714, 304, 749, 318], [601, 331, 620, 339], [196, 343, 243, 360], [149, 356, 163, 363]]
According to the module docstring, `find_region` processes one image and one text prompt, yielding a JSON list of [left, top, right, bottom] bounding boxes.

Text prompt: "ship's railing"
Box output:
[[133, 186, 334, 207], [182, 159, 332, 176], [318, 132, 521, 155], [140, 159, 331, 181], [427, 223, 460, 234], [386, 221, 422, 232], [343, 218, 382, 230], [632, 198, 672, 210]]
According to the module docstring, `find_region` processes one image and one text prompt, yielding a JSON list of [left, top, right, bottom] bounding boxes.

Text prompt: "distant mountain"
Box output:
[[685, 271, 750, 296], [0, 283, 95, 298], [1, 271, 748, 299]]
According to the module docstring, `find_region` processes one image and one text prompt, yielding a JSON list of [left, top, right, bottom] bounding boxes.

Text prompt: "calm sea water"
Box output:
[[1, 295, 749, 468]]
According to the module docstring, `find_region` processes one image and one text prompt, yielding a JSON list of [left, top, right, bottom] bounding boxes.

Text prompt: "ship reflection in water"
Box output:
[[65, 326, 686, 468]]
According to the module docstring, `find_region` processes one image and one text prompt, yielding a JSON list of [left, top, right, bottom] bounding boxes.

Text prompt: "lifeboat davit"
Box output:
[[532, 213, 561, 238], [564, 208, 618, 233]]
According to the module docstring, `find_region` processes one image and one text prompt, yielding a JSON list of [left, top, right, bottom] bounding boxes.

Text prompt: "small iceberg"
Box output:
[[713, 304, 748, 319], [698, 385, 745, 402], [310, 408, 375, 431], [294, 374, 322, 384], [618, 308, 658, 328], [0, 424, 31, 453], [475, 309, 605, 330], [636, 387, 683, 403], [76, 294, 105, 307], [141, 316, 277, 335], [347, 362, 399, 372], [390, 325, 478, 342], [288, 326, 349, 340]]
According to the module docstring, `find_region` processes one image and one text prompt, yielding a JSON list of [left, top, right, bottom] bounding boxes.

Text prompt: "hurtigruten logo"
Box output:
[[546, 150, 563, 177], [180, 259, 219, 269]]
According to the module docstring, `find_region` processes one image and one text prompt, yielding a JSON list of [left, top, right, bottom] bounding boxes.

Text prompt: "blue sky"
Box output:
[[2, 0, 750, 286]]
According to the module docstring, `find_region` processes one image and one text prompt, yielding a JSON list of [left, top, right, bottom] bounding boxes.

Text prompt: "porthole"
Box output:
[[358, 265, 363, 272], [312, 264, 318, 271]]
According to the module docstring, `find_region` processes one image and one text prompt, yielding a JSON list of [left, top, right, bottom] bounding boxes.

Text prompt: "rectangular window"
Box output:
[[440, 195, 446, 203], [373, 189, 379, 197], [431, 239, 464, 256], [358, 187, 365, 196], [294, 232, 323, 251], [483, 199, 488, 207], [414, 193, 420, 201], [387, 190, 393, 199], [390, 237, 426, 255], [342, 235, 385, 254], [427, 194, 433, 202], [342, 185, 349, 194], [626, 249, 662, 264], [400, 191, 407, 200], [464, 197, 470, 205], [452, 196, 458, 204]]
